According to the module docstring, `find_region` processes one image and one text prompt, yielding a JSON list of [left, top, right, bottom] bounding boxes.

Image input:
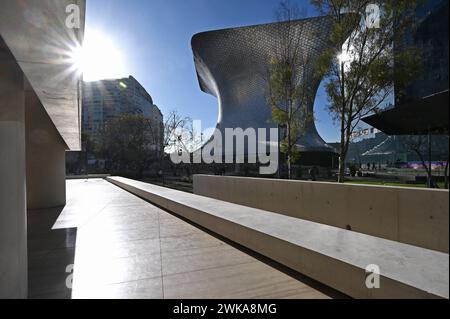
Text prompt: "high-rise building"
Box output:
[[399, 0, 448, 104], [363, 0, 449, 135], [82, 76, 164, 157], [359, 0, 448, 177]]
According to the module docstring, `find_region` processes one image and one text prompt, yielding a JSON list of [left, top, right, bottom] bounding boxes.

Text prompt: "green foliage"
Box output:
[[81, 131, 98, 155], [394, 47, 422, 102], [312, 0, 421, 182], [268, 56, 312, 177], [271, 105, 288, 124], [101, 114, 159, 175]]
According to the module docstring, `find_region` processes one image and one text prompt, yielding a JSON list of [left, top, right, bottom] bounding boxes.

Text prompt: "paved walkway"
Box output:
[[28, 178, 338, 299]]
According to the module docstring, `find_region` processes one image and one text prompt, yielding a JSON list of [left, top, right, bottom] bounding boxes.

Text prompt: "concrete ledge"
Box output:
[[107, 176, 449, 299], [66, 174, 111, 180], [194, 175, 449, 253]]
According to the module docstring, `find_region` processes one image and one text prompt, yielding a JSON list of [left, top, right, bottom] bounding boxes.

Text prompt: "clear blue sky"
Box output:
[[85, 0, 341, 142]]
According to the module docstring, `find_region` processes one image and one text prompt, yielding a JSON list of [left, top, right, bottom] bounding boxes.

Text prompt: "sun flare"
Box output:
[[70, 30, 126, 81]]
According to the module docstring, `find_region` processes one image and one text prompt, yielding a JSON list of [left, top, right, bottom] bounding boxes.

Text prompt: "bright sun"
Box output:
[[70, 30, 126, 81]]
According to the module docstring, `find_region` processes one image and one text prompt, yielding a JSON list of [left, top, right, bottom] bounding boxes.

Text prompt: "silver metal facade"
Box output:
[[192, 16, 337, 155]]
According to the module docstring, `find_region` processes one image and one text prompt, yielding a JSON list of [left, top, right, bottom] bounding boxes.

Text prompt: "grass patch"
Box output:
[[346, 180, 446, 189]]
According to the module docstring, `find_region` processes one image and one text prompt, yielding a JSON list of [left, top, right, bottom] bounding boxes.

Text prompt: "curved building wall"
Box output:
[[191, 16, 337, 155]]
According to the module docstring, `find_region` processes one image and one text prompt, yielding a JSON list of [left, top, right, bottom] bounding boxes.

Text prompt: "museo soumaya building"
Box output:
[[0, 0, 85, 298], [191, 16, 340, 166]]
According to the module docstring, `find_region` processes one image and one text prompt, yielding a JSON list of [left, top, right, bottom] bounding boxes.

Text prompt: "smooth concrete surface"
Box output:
[[108, 176, 449, 299], [194, 175, 449, 253], [1, 2, 85, 298], [0, 0, 86, 150], [0, 49, 28, 298], [28, 207, 76, 299], [28, 178, 334, 299], [25, 88, 67, 209]]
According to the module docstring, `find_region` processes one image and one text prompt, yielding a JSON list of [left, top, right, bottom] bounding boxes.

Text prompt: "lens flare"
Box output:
[[69, 30, 126, 81]]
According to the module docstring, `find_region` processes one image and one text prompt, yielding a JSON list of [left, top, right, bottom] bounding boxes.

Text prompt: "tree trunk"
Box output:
[[445, 157, 449, 189], [338, 155, 345, 183], [427, 132, 432, 188], [418, 156, 432, 188], [337, 62, 346, 183], [427, 167, 433, 188], [287, 122, 292, 180], [287, 154, 292, 180], [337, 118, 346, 183]]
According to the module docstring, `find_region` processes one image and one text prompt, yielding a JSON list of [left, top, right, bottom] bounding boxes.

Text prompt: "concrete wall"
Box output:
[[1, 0, 85, 299], [0, 0, 86, 150], [25, 88, 67, 210], [0, 48, 28, 298], [194, 175, 449, 253]]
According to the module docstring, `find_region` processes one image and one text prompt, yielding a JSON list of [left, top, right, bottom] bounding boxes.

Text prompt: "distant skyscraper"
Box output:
[[399, 0, 449, 104], [363, 0, 448, 135], [82, 75, 163, 155]]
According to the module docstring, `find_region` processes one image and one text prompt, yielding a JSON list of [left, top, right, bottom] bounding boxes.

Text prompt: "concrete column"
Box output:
[[25, 88, 67, 210], [0, 47, 28, 298]]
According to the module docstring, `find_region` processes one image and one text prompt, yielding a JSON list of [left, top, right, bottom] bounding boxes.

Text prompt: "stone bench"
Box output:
[[107, 176, 449, 299], [193, 175, 449, 253]]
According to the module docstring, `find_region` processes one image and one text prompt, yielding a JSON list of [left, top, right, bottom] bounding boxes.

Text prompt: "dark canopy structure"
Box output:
[[362, 90, 449, 135]]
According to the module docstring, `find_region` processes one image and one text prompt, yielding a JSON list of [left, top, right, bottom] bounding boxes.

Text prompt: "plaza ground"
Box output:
[[28, 178, 343, 299]]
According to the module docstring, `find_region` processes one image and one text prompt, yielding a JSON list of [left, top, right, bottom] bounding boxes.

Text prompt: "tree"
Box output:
[[445, 142, 449, 190], [268, 0, 312, 179], [312, 0, 420, 182], [404, 134, 449, 189], [81, 131, 97, 174], [163, 110, 191, 155], [445, 135, 449, 190], [163, 110, 205, 177], [164, 111, 204, 155], [101, 114, 159, 176], [405, 135, 434, 187]]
